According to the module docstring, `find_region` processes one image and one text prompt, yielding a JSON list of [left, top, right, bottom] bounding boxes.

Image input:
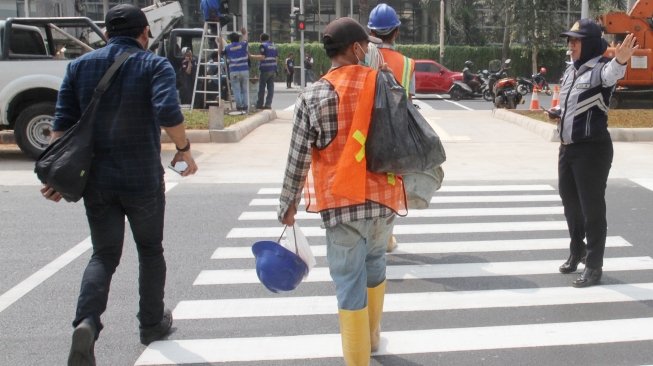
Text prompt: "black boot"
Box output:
[[68, 318, 96, 366], [558, 251, 586, 274], [572, 267, 602, 288]]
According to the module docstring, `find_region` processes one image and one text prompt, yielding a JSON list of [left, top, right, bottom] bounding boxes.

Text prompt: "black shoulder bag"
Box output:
[[34, 51, 134, 202], [366, 70, 447, 174]]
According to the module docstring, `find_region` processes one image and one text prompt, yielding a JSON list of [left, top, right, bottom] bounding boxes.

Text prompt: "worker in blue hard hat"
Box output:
[[368, 3, 416, 256]]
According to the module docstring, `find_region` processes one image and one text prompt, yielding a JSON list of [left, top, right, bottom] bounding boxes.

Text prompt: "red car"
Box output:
[[414, 59, 463, 94]]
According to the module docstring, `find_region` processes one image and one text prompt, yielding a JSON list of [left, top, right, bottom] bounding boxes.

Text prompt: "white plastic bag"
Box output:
[[280, 224, 316, 275]]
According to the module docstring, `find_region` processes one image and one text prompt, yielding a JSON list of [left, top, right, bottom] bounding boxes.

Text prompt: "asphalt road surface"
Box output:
[[2, 106, 653, 366]]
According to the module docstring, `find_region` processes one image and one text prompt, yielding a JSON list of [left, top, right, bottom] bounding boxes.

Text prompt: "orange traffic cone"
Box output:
[[529, 86, 541, 110], [550, 85, 560, 109]]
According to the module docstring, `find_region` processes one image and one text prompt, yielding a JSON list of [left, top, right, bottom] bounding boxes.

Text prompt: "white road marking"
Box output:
[[227, 220, 568, 238], [250, 194, 562, 206], [257, 184, 556, 195], [135, 317, 653, 364], [631, 178, 653, 192], [193, 256, 653, 285], [239, 206, 564, 221], [173, 282, 653, 319], [0, 183, 178, 314], [211, 236, 631, 259]]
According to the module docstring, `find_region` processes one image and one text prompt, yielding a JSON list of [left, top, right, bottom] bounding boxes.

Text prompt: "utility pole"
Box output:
[[439, 0, 444, 64], [581, 0, 589, 19], [300, 0, 305, 89], [24, 0, 30, 16]]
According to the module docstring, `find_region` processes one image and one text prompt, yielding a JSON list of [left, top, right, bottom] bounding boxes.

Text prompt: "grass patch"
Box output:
[[182, 109, 249, 129], [513, 109, 653, 128]]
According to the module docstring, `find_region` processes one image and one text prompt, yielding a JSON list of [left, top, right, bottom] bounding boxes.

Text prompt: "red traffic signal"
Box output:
[[296, 14, 305, 31]]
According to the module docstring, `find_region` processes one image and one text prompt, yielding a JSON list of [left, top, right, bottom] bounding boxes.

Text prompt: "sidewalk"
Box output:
[[177, 109, 653, 185]]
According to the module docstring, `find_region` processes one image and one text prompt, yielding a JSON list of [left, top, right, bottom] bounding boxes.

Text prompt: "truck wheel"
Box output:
[[14, 102, 55, 160]]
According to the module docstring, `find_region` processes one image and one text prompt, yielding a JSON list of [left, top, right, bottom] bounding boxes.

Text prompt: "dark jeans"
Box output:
[[257, 71, 275, 108], [73, 183, 167, 337], [558, 139, 613, 269], [286, 71, 294, 88]]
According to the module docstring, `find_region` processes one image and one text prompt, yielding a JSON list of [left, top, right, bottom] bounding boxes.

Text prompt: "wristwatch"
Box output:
[[176, 139, 190, 152]]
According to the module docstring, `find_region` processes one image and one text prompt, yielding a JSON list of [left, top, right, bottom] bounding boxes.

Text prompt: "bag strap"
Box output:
[[92, 50, 137, 99]]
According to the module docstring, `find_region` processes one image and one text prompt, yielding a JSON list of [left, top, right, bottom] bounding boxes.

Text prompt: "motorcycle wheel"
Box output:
[[507, 97, 516, 109], [483, 89, 493, 101], [517, 84, 529, 96], [494, 96, 504, 109], [450, 88, 463, 101]]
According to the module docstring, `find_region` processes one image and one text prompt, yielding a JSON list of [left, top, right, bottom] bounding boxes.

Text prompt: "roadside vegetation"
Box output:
[[182, 109, 248, 129], [513, 109, 653, 128]]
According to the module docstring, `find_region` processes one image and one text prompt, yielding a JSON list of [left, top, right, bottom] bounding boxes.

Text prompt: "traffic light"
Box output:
[[296, 14, 305, 31]]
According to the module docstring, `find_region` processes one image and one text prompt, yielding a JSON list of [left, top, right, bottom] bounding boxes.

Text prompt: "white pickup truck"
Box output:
[[0, 1, 183, 159], [0, 17, 106, 159]]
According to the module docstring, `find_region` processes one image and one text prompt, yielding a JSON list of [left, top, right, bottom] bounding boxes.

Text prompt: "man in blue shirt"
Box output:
[[40, 4, 198, 365], [253, 33, 278, 109], [224, 28, 251, 113]]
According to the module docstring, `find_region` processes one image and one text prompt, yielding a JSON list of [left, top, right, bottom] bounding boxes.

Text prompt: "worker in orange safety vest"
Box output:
[[278, 17, 407, 365]]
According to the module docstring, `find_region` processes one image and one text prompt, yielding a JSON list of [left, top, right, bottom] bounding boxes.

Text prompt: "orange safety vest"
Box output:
[[304, 65, 406, 214], [379, 48, 415, 94]]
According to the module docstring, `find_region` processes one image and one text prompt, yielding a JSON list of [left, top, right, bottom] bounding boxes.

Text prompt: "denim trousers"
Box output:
[[230, 70, 249, 109], [558, 139, 613, 269], [257, 71, 275, 108], [73, 183, 167, 337], [326, 216, 395, 310]]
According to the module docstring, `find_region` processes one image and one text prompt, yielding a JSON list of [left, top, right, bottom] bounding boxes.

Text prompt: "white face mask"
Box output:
[[354, 42, 370, 66]]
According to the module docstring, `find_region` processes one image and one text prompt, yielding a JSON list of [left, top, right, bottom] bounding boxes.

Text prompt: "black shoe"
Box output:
[[262, 106, 271, 110], [139, 309, 173, 345], [572, 267, 602, 288], [558, 251, 586, 274], [68, 318, 96, 366]]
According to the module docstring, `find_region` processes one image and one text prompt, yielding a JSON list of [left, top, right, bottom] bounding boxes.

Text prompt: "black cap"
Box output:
[[323, 17, 381, 50], [105, 4, 149, 33], [560, 18, 602, 39]]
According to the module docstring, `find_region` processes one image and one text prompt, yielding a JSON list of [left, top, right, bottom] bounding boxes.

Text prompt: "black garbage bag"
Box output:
[[366, 70, 446, 174]]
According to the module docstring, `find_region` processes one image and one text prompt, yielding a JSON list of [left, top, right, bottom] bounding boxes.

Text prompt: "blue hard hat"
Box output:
[[252, 240, 308, 293], [368, 3, 400, 35]]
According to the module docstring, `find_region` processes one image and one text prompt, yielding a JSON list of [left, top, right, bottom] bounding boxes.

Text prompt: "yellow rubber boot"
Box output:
[[338, 307, 371, 366], [367, 281, 386, 352]]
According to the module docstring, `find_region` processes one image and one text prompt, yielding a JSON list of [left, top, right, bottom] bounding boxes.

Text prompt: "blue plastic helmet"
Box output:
[[368, 3, 401, 35], [252, 240, 308, 293]]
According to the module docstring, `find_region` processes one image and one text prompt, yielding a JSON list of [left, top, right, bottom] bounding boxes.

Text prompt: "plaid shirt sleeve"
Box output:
[[278, 80, 338, 222]]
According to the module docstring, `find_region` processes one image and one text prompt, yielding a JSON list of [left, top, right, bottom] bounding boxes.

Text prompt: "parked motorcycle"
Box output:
[[516, 69, 552, 96], [483, 59, 510, 102], [517, 77, 534, 95], [493, 75, 523, 109]]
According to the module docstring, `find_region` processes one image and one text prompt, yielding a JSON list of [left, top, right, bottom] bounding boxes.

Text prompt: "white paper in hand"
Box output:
[[280, 224, 316, 275]]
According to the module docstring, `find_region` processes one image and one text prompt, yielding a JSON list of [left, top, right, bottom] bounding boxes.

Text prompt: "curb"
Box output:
[[163, 110, 278, 144], [1, 110, 277, 146], [492, 109, 653, 142]]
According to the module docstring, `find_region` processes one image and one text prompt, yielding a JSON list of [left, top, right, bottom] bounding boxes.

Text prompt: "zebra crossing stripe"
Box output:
[[250, 194, 562, 206], [135, 317, 653, 364], [257, 184, 556, 195], [238, 206, 564, 221], [212, 236, 632, 259], [173, 282, 653, 320], [193, 256, 653, 285], [227, 221, 568, 238]]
